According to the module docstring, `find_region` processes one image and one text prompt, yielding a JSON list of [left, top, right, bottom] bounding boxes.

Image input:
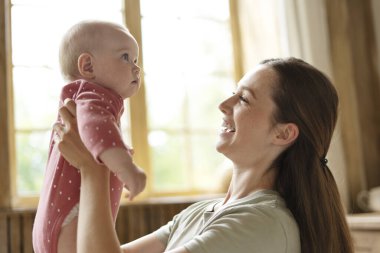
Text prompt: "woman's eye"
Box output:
[[232, 92, 249, 104], [239, 95, 249, 103]]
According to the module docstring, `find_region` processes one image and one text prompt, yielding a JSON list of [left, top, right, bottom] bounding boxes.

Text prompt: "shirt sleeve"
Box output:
[[152, 201, 206, 247], [153, 219, 173, 246], [153, 210, 185, 247], [184, 206, 288, 253], [75, 91, 129, 163]]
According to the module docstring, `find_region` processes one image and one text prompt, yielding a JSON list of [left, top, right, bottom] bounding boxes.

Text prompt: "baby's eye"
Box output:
[[122, 53, 130, 61]]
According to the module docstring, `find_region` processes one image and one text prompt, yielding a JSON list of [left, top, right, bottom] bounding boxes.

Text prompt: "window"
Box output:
[[5, 0, 235, 206], [140, 0, 234, 194]]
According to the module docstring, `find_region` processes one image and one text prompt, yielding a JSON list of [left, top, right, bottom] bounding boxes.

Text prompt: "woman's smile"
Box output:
[[220, 119, 236, 134]]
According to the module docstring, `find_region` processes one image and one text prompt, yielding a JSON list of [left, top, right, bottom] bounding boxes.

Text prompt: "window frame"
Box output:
[[124, 0, 152, 198], [0, 0, 14, 209]]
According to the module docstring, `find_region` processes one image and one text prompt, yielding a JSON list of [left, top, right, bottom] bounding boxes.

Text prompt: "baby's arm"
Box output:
[[100, 148, 146, 200]]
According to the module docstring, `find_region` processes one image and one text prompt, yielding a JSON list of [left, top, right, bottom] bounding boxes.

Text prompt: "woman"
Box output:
[[55, 57, 353, 253]]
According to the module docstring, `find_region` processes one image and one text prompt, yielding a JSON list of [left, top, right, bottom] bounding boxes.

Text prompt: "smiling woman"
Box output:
[[217, 66, 281, 167]]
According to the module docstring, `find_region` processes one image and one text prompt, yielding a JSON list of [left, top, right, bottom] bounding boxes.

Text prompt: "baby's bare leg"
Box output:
[[57, 216, 78, 253]]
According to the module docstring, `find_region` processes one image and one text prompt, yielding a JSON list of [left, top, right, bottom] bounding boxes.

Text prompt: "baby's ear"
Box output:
[[272, 123, 299, 146], [77, 53, 95, 78]]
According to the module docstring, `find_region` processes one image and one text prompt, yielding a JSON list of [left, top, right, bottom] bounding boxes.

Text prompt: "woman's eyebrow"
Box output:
[[241, 86, 257, 99]]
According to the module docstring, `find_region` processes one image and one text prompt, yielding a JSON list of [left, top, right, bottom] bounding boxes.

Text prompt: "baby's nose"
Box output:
[[134, 66, 141, 78]]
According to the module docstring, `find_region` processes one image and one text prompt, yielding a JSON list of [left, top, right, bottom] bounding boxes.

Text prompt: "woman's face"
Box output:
[[217, 65, 279, 167]]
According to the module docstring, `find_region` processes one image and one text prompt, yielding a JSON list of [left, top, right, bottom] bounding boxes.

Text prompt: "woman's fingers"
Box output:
[[63, 98, 77, 116], [59, 107, 74, 130], [58, 99, 78, 140], [53, 122, 66, 142], [55, 99, 92, 169]]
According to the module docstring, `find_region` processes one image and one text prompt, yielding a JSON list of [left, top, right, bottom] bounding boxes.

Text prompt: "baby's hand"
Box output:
[[100, 148, 146, 200], [122, 165, 146, 201]]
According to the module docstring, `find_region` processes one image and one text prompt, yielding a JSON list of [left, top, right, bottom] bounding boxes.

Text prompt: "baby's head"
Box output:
[[59, 20, 140, 99]]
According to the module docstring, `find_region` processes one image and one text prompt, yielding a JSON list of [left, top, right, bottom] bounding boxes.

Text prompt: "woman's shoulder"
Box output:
[[207, 190, 299, 240], [188, 190, 301, 253], [221, 189, 297, 226], [180, 190, 295, 224]]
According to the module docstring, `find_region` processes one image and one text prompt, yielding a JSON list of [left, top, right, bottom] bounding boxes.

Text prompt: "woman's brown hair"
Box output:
[[262, 57, 353, 253]]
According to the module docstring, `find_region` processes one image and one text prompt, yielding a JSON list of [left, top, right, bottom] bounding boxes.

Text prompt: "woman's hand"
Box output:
[[54, 99, 96, 171]]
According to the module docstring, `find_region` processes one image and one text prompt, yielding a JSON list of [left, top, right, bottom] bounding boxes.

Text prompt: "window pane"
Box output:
[[141, 0, 229, 20], [16, 131, 51, 195], [11, 5, 61, 67], [11, 4, 123, 67], [144, 74, 187, 129], [121, 100, 132, 145], [150, 132, 189, 191], [141, 0, 234, 193], [141, 18, 232, 77], [187, 75, 232, 129], [13, 67, 61, 130], [191, 134, 226, 191]]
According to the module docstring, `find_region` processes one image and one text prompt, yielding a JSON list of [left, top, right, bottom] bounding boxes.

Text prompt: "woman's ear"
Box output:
[[273, 123, 299, 146], [77, 53, 95, 79]]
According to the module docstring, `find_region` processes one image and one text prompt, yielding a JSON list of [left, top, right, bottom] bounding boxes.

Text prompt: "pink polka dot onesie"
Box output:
[[33, 79, 130, 253]]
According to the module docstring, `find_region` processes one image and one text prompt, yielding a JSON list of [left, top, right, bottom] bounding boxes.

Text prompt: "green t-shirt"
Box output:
[[154, 189, 300, 253]]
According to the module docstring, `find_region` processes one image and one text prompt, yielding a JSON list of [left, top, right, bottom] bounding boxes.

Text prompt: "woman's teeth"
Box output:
[[221, 125, 236, 133]]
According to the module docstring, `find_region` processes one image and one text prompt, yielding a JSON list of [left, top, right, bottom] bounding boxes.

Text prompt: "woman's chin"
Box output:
[[216, 141, 228, 154]]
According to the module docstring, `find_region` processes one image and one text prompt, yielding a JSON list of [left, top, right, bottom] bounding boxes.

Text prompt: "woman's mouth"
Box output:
[[220, 121, 236, 133]]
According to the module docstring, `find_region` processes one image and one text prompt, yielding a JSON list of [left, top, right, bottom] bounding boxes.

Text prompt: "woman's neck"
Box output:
[[223, 165, 277, 205]]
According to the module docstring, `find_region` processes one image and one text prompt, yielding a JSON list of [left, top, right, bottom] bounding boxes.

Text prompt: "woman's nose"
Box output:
[[219, 95, 234, 114]]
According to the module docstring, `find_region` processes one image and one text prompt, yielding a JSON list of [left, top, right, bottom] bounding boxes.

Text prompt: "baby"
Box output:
[[33, 20, 146, 253]]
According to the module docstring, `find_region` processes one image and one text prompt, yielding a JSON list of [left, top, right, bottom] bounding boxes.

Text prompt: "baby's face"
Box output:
[[91, 26, 140, 99]]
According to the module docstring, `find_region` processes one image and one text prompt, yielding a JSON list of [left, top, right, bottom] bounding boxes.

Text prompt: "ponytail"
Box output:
[[277, 140, 353, 252]]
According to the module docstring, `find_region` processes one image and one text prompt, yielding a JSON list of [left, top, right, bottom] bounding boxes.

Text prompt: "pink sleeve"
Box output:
[[75, 91, 129, 163]]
